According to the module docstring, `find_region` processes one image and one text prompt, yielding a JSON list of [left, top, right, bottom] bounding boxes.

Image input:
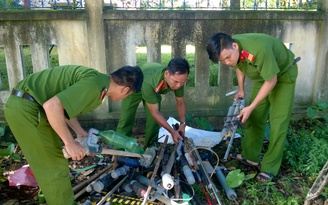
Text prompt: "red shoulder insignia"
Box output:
[[240, 50, 255, 62], [99, 87, 108, 100], [154, 80, 165, 93]]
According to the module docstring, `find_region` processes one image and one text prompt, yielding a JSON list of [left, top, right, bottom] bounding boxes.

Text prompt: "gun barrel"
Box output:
[[222, 98, 245, 161], [215, 167, 237, 200]]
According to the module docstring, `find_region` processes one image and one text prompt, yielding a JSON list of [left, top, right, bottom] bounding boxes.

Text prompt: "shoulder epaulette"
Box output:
[[99, 87, 108, 100], [240, 50, 255, 62], [154, 80, 165, 93]]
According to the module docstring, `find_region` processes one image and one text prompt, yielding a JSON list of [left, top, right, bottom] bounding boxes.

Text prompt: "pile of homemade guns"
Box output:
[[69, 92, 244, 205]]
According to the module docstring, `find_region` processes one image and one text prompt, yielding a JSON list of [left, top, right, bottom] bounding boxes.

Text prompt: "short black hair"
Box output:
[[110, 66, 143, 92], [206, 32, 236, 63], [166, 57, 190, 75]]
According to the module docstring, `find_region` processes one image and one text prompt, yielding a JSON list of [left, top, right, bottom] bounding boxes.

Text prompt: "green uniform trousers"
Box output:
[[241, 64, 298, 176], [4, 96, 75, 205], [116, 92, 161, 147]]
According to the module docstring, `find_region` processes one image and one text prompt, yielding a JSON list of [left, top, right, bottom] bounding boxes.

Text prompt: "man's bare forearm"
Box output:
[[43, 96, 74, 146], [176, 97, 186, 123], [66, 118, 88, 138]]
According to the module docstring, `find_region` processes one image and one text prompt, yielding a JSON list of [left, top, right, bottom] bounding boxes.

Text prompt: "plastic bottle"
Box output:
[[97, 130, 144, 154]]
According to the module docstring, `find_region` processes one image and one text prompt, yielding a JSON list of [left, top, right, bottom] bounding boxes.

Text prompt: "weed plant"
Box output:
[[284, 101, 328, 177], [238, 101, 328, 205]]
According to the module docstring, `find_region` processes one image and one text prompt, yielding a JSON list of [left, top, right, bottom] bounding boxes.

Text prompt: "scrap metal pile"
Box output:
[[69, 97, 244, 205]]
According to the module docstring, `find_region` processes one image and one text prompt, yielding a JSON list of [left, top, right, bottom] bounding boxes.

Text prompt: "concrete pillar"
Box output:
[[31, 42, 50, 73], [146, 24, 161, 63], [317, 0, 326, 11], [171, 41, 186, 59], [147, 43, 161, 63], [230, 0, 240, 10], [85, 1, 107, 74], [83, 1, 110, 118], [313, 0, 328, 101], [195, 43, 209, 89], [4, 44, 24, 90]]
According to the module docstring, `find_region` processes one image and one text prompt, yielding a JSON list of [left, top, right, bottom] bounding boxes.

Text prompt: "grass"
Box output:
[[0, 47, 8, 90], [210, 115, 328, 204], [0, 45, 59, 90], [216, 101, 328, 205]]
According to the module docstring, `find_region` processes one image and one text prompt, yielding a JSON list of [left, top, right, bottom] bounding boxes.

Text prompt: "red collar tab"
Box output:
[[99, 87, 108, 100], [154, 80, 165, 93], [240, 50, 255, 62]]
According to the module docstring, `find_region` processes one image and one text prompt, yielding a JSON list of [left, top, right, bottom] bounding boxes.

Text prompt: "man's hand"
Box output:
[[64, 140, 86, 161], [178, 123, 186, 134], [75, 131, 88, 145], [171, 130, 184, 145], [237, 75, 277, 124], [237, 105, 254, 124], [234, 90, 245, 101]]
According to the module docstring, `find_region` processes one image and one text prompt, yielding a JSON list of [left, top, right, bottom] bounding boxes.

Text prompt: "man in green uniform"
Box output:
[[116, 58, 190, 147], [206, 33, 299, 182], [4, 65, 143, 205]]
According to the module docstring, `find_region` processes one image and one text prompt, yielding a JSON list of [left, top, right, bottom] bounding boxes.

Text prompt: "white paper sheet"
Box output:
[[158, 117, 240, 147]]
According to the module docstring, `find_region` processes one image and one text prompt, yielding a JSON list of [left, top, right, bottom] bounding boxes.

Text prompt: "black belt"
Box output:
[[11, 89, 35, 102]]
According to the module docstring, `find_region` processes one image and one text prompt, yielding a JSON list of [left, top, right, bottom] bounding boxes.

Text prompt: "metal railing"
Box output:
[[0, 0, 319, 10], [0, 0, 84, 9]]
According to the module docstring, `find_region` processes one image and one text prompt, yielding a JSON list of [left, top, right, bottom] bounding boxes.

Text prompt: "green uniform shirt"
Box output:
[[138, 62, 184, 104], [15, 65, 110, 119], [233, 33, 295, 82]]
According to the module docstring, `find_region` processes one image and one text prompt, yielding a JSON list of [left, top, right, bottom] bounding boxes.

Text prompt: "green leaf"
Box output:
[[323, 115, 328, 122], [11, 153, 21, 162], [0, 149, 11, 156], [226, 169, 245, 188], [316, 101, 328, 111], [0, 143, 14, 156], [0, 167, 7, 183], [306, 107, 317, 118], [244, 173, 257, 181], [7, 143, 15, 154]]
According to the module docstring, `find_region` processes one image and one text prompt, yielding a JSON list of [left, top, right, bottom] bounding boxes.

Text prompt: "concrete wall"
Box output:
[[0, 2, 327, 131], [103, 11, 327, 119]]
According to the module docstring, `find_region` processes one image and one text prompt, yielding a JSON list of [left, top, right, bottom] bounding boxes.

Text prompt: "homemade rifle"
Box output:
[[221, 90, 245, 161], [141, 135, 169, 205], [187, 137, 223, 205]]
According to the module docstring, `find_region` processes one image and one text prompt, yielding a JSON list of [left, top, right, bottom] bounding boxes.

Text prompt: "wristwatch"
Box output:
[[180, 122, 186, 125]]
